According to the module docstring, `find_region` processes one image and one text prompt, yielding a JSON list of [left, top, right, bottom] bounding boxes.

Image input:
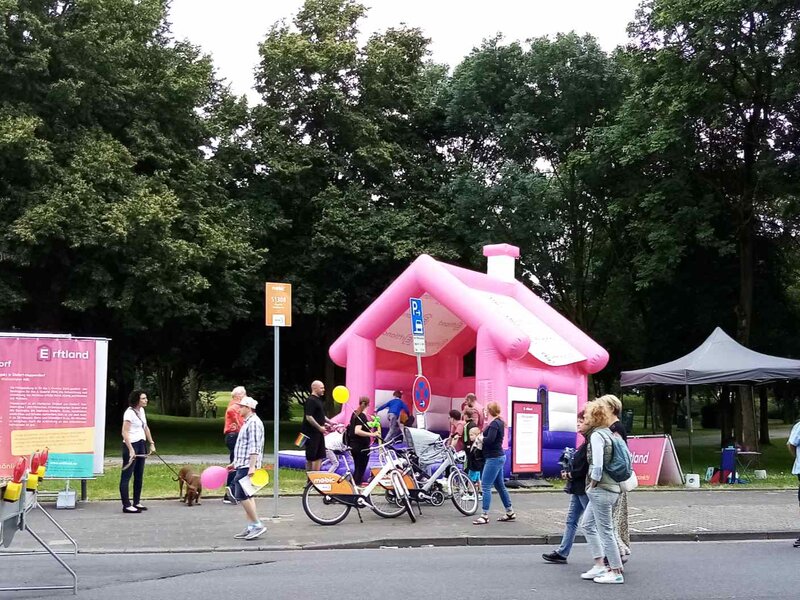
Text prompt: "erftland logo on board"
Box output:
[[37, 345, 90, 361]]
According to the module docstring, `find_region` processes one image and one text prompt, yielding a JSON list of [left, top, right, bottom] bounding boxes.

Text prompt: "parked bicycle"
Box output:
[[302, 440, 415, 525]]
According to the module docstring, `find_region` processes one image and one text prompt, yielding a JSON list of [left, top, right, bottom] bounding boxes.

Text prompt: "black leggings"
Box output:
[[120, 440, 147, 507], [352, 446, 370, 486]]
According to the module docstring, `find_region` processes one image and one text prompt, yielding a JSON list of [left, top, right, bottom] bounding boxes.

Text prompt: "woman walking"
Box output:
[[580, 400, 624, 584], [597, 394, 631, 561], [473, 401, 515, 525], [542, 410, 590, 564], [120, 390, 156, 513]]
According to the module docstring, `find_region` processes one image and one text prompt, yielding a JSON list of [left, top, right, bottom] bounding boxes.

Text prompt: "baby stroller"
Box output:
[[388, 427, 477, 515], [404, 428, 448, 476]]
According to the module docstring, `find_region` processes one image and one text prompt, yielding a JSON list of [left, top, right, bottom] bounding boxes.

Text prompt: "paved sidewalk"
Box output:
[[3, 489, 797, 554]]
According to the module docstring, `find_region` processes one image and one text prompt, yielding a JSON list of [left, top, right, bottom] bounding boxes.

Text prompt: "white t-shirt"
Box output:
[[123, 407, 148, 443]]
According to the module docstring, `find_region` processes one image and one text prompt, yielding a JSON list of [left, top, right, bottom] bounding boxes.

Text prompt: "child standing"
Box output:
[[466, 426, 484, 495]]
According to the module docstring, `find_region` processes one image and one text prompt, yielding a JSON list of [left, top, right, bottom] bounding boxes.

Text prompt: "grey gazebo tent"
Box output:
[[620, 327, 800, 470]]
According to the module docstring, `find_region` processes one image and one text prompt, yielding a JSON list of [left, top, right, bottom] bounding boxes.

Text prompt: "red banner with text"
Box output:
[[627, 435, 684, 486]]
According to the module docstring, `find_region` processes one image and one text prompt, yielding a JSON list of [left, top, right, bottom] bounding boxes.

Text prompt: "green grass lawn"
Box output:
[[105, 395, 305, 456], [38, 465, 309, 500], [74, 394, 800, 501]]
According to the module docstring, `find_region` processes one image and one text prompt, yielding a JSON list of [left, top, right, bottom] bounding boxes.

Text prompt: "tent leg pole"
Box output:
[[686, 383, 694, 474]]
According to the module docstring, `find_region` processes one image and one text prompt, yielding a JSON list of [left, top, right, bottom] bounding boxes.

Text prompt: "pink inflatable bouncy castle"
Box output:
[[327, 244, 609, 476]]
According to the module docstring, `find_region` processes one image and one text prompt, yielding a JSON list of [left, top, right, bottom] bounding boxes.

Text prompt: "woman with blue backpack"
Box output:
[[542, 409, 590, 564], [579, 399, 629, 584]]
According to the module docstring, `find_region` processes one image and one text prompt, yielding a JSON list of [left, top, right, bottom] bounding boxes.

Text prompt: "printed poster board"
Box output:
[[627, 435, 684, 486], [0, 334, 108, 479], [511, 401, 542, 474]]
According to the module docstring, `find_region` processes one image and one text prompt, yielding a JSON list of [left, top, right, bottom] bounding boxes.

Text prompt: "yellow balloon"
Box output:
[[332, 385, 350, 404], [251, 469, 269, 487]]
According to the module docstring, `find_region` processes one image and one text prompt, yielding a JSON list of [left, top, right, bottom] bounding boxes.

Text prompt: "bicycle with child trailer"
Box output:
[[302, 440, 416, 525], [382, 433, 479, 516]]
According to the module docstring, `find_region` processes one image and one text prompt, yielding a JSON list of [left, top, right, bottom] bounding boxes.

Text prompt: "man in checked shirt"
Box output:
[[226, 396, 267, 540]]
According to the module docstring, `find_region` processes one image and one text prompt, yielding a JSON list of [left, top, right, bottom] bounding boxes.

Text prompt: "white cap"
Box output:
[[240, 397, 258, 410]]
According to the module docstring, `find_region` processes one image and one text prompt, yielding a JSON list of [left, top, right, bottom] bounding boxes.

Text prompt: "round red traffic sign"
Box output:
[[412, 375, 431, 414]]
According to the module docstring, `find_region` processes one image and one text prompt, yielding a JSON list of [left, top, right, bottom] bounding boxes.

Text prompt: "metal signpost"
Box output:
[[265, 282, 292, 518], [409, 297, 425, 376], [409, 298, 430, 428]]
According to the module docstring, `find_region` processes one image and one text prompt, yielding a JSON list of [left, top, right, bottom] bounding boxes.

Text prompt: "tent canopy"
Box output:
[[620, 327, 800, 387]]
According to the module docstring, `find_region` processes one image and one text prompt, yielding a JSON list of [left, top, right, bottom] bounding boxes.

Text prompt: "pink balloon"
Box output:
[[200, 466, 228, 489]]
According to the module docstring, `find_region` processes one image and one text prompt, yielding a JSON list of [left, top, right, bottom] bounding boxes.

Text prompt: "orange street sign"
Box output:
[[265, 282, 292, 327]]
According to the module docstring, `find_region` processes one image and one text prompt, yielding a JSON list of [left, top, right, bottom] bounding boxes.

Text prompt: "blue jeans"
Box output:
[[481, 455, 512, 513], [557, 493, 589, 557], [582, 487, 622, 569]]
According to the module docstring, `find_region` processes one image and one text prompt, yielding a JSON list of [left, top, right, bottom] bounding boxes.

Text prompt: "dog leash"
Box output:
[[122, 450, 182, 480]]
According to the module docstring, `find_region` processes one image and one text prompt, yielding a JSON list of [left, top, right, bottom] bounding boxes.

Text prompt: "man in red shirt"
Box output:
[[461, 393, 484, 430], [223, 386, 246, 504]]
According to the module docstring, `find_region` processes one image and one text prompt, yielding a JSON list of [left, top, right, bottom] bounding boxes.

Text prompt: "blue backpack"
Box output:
[[596, 429, 632, 482]]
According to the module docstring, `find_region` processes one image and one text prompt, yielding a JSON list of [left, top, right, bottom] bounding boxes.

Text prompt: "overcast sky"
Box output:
[[168, 0, 643, 102]]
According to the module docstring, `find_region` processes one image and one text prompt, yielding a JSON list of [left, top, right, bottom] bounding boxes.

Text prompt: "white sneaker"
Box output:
[[462, 494, 475, 502], [594, 571, 624, 584], [580, 565, 607, 580], [245, 524, 267, 540], [233, 526, 251, 539]]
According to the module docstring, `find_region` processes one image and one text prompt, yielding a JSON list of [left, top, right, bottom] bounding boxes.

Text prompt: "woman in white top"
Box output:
[[120, 390, 156, 513]]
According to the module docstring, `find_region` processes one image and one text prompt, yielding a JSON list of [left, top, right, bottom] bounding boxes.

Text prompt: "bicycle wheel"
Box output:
[[449, 469, 478, 516], [368, 486, 406, 519], [302, 481, 351, 525], [391, 470, 416, 523]]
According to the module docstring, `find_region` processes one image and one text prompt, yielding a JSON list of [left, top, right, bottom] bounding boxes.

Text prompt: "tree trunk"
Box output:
[[156, 363, 187, 416], [758, 386, 770, 446], [106, 349, 133, 430], [734, 110, 759, 453], [738, 386, 758, 451], [656, 387, 673, 435], [733, 387, 743, 445], [187, 367, 201, 418]]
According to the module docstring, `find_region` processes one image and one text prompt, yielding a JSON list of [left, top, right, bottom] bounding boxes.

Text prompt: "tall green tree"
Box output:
[[246, 0, 455, 389], [0, 0, 261, 415], [442, 34, 626, 337], [604, 0, 800, 447]]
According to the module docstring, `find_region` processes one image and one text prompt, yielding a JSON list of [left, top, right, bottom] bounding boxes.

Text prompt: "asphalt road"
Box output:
[[3, 540, 799, 600]]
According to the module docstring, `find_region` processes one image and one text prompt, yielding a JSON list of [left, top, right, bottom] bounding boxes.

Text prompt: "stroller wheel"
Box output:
[[429, 490, 445, 506]]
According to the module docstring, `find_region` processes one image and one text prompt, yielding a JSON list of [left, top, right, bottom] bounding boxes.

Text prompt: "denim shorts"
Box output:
[[231, 467, 252, 501], [468, 470, 482, 483]]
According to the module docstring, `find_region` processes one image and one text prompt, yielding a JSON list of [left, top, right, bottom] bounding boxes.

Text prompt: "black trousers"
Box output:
[[352, 446, 370, 486], [120, 440, 147, 507], [225, 432, 239, 489]]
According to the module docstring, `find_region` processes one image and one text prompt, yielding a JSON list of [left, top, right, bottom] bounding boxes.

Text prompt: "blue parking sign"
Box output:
[[409, 297, 424, 337]]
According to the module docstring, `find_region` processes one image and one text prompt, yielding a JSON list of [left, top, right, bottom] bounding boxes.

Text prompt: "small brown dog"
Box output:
[[178, 466, 203, 507]]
